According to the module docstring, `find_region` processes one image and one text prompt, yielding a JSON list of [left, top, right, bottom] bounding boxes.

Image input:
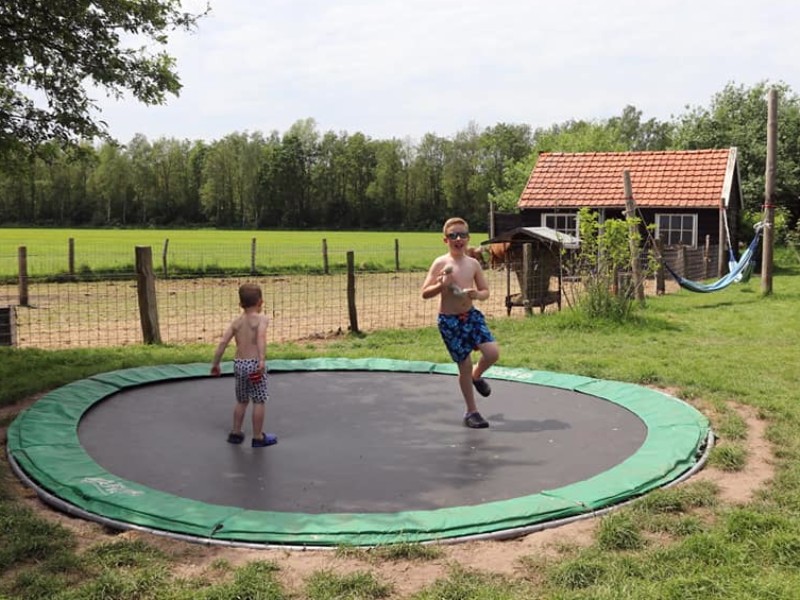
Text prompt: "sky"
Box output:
[[94, 0, 800, 145]]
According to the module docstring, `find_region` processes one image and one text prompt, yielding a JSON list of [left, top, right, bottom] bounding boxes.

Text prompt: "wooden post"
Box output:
[[0, 306, 14, 346], [761, 87, 777, 295], [18, 246, 28, 307], [522, 243, 532, 316], [678, 245, 687, 277], [322, 239, 329, 275], [68, 237, 75, 276], [655, 238, 665, 295], [717, 198, 726, 277], [704, 235, 711, 279], [622, 171, 645, 305], [489, 201, 496, 238], [135, 246, 162, 344], [162, 238, 170, 278], [346, 251, 360, 334], [394, 238, 400, 272], [505, 248, 512, 316]]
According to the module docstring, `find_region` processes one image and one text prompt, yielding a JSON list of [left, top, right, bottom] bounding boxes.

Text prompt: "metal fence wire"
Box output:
[[1, 242, 708, 350], [0, 267, 516, 350]]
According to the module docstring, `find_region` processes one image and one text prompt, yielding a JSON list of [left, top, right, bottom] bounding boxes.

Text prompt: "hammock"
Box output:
[[664, 225, 763, 293]]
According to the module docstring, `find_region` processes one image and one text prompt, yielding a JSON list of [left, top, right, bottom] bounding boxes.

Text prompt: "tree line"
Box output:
[[1, 81, 798, 233]]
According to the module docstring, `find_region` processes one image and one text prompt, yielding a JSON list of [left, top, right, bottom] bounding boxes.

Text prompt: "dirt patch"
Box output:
[[2, 394, 772, 599], [691, 402, 773, 504]]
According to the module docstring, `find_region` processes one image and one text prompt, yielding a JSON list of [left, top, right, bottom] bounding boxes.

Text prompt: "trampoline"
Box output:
[[7, 358, 711, 547]]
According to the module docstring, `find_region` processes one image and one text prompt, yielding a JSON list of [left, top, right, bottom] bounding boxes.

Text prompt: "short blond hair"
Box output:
[[442, 217, 469, 235], [238, 283, 263, 308]]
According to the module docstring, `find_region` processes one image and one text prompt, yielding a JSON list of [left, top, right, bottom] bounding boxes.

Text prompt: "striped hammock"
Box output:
[[664, 225, 763, 293]]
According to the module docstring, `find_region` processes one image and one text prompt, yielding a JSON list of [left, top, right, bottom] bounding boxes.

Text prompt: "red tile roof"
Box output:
[[518, 149, 735, 210]]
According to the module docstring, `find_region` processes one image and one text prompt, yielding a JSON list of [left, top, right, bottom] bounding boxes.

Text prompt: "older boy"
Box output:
[[421, 217, 500, 428]]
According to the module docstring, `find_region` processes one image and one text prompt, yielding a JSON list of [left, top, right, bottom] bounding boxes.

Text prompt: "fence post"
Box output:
[[703, 235, 711, 279], [0, 306, 15, 346], [251, 237, 257, 275], [655, 238, 665, 295], [162, 238, 170, 278], [18, 246, 28, 307], [322, 239, 329, 275], [135, 246, 162, 344], [68, 237, 75, 276], [394, 238, 400, 272], [522, 243, 532, 316], [678, 245, 688, 277], [346, 251, 360, 334]]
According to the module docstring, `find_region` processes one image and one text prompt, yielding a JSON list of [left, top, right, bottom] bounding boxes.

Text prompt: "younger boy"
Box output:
[[421, 217, 500, 428], [210, 283, 277, 448]]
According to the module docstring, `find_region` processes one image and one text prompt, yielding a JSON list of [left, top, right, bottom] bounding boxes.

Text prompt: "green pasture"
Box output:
[[0, 228, 473, 277], [0, 251, 799, 598]]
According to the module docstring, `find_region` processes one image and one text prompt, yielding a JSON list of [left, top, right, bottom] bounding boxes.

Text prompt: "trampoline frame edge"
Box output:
[[7, 429, 714, 550], [6, 359, 713, 547]]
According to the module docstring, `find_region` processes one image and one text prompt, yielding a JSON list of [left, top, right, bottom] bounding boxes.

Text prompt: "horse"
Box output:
[[482, 243, 512, 270]]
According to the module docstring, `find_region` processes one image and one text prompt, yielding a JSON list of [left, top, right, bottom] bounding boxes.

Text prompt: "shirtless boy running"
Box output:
[[421, 217, 500, 428]]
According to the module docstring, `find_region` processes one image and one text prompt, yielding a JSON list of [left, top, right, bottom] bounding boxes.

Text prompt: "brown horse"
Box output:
[[483, 243, 512, 270], [465, 246, 490, 269]]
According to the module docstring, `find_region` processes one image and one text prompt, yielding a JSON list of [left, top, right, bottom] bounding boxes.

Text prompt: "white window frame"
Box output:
[[655, 213, 698, 247], [541, 213, 579, 237]]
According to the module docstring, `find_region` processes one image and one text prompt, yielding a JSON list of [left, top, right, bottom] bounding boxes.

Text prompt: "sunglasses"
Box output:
[[446, 232, 470, 240]]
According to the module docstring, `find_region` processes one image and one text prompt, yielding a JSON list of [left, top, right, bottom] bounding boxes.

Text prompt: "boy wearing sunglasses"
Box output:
[[421, 217, 500, 428]]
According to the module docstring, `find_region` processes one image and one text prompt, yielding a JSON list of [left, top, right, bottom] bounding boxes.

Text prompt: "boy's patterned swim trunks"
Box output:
[[233, 358, 269, 403], [437, 307, 495, 364]]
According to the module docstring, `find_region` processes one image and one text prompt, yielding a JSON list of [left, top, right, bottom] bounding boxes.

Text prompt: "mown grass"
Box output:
[[0, 249, 798, 598], [0, 228, 459, 278]]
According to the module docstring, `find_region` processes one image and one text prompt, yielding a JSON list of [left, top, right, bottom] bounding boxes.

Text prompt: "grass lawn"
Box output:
[[0, 228, 463, 276], [0, 249, 798, 598]]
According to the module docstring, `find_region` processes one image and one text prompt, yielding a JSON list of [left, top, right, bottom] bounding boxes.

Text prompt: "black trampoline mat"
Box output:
[[77, 371, 647, 513]]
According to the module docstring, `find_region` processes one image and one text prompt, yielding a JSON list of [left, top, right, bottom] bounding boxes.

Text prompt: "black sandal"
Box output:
[[472, 377, 492, 397], [227, 431, 245, 444]]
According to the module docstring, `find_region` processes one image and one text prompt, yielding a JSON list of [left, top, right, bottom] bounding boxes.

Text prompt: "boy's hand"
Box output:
[[210, 364, 221, 377], [462, 288, 483, 300], [438, 265, 453, 285]]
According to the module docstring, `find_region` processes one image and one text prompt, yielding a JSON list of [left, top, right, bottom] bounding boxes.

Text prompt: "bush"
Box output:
[[565, 208, 655, 322]]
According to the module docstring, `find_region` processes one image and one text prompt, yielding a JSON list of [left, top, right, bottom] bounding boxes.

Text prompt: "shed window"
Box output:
[[656, 213, 697, 247], [542, 213, 578, 237]]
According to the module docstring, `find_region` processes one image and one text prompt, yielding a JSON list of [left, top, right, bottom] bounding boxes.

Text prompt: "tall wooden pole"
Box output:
[[623, 171, 645, 305], [717, 198, 725, 277], [761, 88, 777, 295]]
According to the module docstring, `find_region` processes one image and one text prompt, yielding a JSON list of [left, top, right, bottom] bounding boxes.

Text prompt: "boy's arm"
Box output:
[[210, 323, 235, 376], [466, 261, 491, 301], [256, 316, 268, 372], [421, 260, 448, 299]]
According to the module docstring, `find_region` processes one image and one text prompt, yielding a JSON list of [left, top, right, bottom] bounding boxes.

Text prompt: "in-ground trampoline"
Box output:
[[7, 358, 711, 548]]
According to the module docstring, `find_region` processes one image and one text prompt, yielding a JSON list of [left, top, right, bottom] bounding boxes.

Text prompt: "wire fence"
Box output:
[[0, 241, 707, 350], [0, 262, 517, 350]]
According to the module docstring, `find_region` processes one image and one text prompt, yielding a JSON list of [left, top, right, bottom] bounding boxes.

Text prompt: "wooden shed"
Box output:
[[481, 227, 579, 315], [507, 148, 744, 278]]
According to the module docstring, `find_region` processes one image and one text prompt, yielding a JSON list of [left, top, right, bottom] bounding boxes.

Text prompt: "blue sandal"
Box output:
[[252, 433, 278, 448], [227, 431, 245, 444]]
